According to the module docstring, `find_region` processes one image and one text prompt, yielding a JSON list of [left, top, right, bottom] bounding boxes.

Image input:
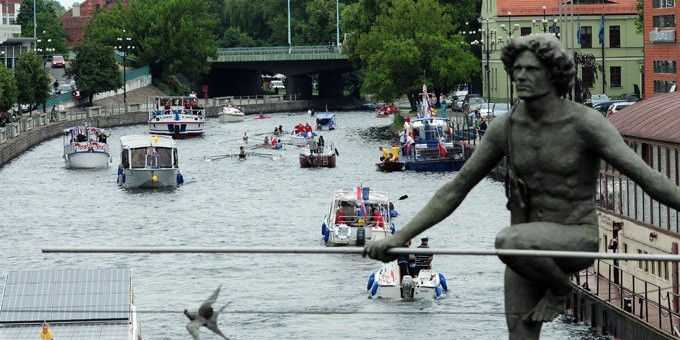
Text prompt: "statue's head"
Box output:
[[501, 34, 576, 97]]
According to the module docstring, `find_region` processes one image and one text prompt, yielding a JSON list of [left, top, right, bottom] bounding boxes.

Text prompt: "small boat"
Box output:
[[299, 144, 337, 168], [376, 161, 405, 172], [148, 96, 205, 138], [0, 267, 143, 339], [321, 187, 399, 247], [116, 135, 184, 188], [315, 113, 337, 130], [403, 117, 467, 171], [218, 104, 245, 123], [367, 261, 448, 299], [62, 125, 111, 168], [288, 133, 317, 147]]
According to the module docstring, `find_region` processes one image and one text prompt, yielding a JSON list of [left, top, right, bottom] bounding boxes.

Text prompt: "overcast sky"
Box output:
[[55, 0, 77, 11]]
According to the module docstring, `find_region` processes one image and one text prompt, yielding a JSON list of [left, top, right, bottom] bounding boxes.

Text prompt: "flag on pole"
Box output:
[[355, 186, 362, 201], [598, 14, 605, 45], [577, 15, 582, 45]]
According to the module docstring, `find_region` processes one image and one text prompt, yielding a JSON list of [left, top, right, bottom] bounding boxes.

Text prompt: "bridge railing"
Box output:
[[217, 45, 341, 56]]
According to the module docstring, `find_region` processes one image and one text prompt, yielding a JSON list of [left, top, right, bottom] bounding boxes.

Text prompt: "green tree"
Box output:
[[14, 51, 50, 111], [0, 65, 18, 113], [299, 0, 344, 45], [15, 0, 69, 55], [354, 0, 478, 107], [65, 43, 122, 106], [86, 0, 218, 83], [220, 27, 257, 47], [635, 0, 643, 35]]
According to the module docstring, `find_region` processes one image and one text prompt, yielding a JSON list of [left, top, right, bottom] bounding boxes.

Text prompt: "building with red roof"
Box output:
[[60, 0, 132, 46]]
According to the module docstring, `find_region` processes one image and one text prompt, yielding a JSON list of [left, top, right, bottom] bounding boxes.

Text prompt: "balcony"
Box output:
[[650, 29, 676, 43]]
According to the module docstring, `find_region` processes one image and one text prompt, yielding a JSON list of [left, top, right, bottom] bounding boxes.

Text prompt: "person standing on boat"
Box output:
[[378, 146, 391, 163], [390, 142, 400, 162], [318, 135, 325, 153], [335, 206, 346, 224], [242, 132, 248, 144], [397, 239, 414, 281], [413, 237, 433, 276], [307, 136, 319, 154], [372, 207, 384, 228], [364, 34, 680, 340]]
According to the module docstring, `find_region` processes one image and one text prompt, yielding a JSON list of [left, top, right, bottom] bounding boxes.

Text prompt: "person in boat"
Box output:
[[404, 133, 415, 159], [164, 99, 172, 114], [412, 237, 433, 277], [397, 239, 415, 281], [390, 142, 400, 162], [295, 123, 304, 136], [275, 139, 283, 149], [97, 129, 110, 143], [371, 207, 384, 228], [278, 125, 283, 136], [264, 136, 270, 146], [76, 131, 87, 142], [258, 111, 265, 119], [242, 132, 248, 144], [239, 146, 246, 159], [364, 33, 680, 340], [304, 122, 313, 135], [335, 206, 346, 224], [273, 127, 279, 135], [318, 135, 325, 153], [307, 136, 319, 154], [378, 146, 391, 163]]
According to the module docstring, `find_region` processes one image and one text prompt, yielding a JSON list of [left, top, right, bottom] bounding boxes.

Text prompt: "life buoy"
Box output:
[[323, 228, 330, 243], [390, 223, 396, 234], [321, 222, 327, 236], [366, 272, 375, 291], [334, 224, 351, 240], [439, 273, 448, 291], [435, 286, 442, 298]]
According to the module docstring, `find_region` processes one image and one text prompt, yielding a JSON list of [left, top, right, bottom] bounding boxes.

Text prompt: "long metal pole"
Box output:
[[123, 51, 127, 113], [508, 13, 513, 105], [485, 20, 491, 105], [40, 246, 680, 261], [32, 0, 36, 47], [336, 0, 340, 48], [287, 0, 291, 52]]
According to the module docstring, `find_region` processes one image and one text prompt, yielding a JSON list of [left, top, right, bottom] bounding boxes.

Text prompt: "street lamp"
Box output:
[[116, 30, 135, 113], [532, 6, 548, 33], [500, 12, 519, 106], [37, 31, 52, 62], [478, 17, 497, 106]]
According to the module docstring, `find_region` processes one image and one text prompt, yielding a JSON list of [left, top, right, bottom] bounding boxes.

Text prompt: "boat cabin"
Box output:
[[315, 113, 336, 130], [119, 135, 178, 170]]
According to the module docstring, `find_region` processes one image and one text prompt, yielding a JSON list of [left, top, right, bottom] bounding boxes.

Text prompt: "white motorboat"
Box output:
[[321, 187, 400, 246], [218, 104, 245, 123], [148, 96, 205, 138], [0, 267, 143, 340], [367, 261, 448, 299], [62, 125, 111, 168], [116, 135, 184, 188]]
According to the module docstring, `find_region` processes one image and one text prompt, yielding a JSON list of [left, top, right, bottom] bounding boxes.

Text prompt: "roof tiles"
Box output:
[[496, 0, 637, 17], [608, 92, 680, 144]]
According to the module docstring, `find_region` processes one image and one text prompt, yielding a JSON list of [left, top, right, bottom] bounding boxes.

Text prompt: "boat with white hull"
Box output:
[[321, 187, 399, 246], [116, 135, 184, 188], [62, 126, 111, 168], [218, 104, 245, 123], [367, 261, 448, 299], [148, 96, 205, 138]]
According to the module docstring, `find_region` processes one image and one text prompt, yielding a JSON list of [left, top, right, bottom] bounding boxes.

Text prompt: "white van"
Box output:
[[269, 80, 285, 90]]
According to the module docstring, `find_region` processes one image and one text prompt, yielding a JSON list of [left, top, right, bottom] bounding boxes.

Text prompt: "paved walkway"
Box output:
[[91, 86, 167, 107]]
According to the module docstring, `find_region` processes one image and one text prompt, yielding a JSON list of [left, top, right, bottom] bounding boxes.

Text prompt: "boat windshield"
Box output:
[[130, 147, 174, 168]]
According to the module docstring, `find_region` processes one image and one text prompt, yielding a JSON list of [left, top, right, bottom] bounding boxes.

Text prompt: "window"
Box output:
[[609, 26, 621, 48], [582, 66, 595, 88], [610, 66, 622, 87], [580, 26, 593, 48], [654, 80, 677, 92], [653, 15, 676, 28], [653, 0, 675, 9], [653, 60, 677, 73], [521, 27, 531, 36], [638, 249, 644, 269]]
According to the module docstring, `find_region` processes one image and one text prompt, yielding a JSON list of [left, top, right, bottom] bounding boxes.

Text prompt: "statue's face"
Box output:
[[512, 50, 554, 100]]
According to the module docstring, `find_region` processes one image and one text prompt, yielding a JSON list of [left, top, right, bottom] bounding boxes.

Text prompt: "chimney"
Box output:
[[72, 2, 80, 17]]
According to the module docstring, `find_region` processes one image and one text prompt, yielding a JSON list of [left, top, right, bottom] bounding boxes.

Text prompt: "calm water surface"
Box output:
[[0, 110, 607, 339]]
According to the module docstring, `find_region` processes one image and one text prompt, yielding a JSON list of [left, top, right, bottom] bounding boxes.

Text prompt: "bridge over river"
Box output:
[[204, 45, 354, 99]]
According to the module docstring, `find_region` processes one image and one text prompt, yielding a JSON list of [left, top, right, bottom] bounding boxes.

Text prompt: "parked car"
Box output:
[[592, 100, 625, 116], [606, 101, 636, 118], [51, 55, 66, 68], [615, 93, 640, 102], [269, 80, 285, 90], [478, 102, 511, 118], [462, 95, 484, 113], [585, 94, 610, 107], [453, 95, 466, 111]]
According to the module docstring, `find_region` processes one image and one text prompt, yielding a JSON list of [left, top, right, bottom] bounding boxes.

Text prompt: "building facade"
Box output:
[[61, 0, 132, 46], [644, 0, 680, 98], [479, 0, 642, 105]]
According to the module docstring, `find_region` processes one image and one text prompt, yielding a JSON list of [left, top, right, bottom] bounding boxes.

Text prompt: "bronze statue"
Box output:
[[364, 33, 680, 339]]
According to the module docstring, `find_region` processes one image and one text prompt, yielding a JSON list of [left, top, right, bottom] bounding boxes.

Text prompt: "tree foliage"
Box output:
[[351, 0, 478, 106], [635, 0, 643, 35], [65, 43, 122, 106], [15, 0, 69, 55], [14, 52, 50, 108], [85, 0, 218, 82], [0, 65, 18, 113]]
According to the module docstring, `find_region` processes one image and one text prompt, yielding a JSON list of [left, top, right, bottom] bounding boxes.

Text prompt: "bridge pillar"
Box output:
[[318, 73, 344, 99], [288, 76, 312, 100], [202, 69, 264, 96]]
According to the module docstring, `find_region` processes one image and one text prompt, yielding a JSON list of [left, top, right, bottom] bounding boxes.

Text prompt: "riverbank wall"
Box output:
[[0, 96, 348, 168]]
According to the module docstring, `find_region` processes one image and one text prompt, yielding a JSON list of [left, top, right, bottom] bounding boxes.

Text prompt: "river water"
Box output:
[[0, 110, 607, 339]]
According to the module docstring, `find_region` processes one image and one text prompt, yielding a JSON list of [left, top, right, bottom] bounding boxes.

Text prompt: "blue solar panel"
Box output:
[[0, 268, 131, 323]]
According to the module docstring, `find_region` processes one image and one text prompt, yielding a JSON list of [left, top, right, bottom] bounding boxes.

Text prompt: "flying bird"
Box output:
[[184, 285, 230, 340]]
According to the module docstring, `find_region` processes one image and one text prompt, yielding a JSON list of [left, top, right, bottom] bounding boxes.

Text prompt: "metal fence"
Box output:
[[217, 45, 341, 56]]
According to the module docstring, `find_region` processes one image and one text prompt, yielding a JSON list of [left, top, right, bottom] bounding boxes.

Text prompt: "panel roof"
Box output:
[[608, 93, 680, 144], [495, 0, 637, 17]]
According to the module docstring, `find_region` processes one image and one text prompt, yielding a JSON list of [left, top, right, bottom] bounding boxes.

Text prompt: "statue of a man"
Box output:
[[364, 33, 680, 339]]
